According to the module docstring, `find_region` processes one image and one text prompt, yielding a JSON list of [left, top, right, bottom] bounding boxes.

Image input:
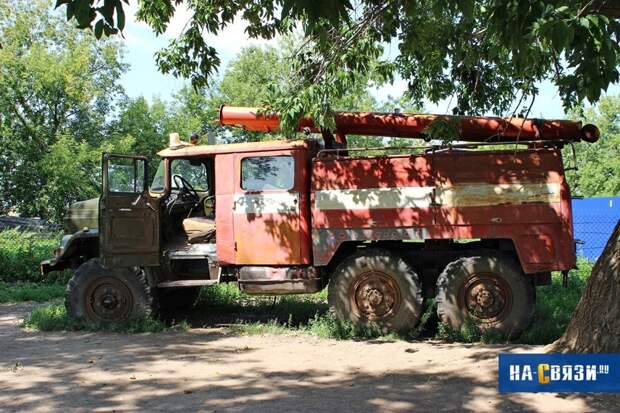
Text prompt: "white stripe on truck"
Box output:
[[314, 183, 561, 210], [234, 193, 299, 214]]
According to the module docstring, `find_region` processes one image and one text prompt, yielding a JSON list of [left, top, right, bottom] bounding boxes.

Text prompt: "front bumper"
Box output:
[[39, 229, 98, 275], [40, 258, 69, 276]]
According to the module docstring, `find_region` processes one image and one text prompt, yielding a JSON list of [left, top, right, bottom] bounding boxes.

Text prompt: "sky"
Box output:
[[119, 4, 617, 119]]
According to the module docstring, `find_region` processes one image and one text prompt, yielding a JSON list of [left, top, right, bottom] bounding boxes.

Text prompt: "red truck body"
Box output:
[[311, 147, 575, 274], [161, 138, 575, 276]]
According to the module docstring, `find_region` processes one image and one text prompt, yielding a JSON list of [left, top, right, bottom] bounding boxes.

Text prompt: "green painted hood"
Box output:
[[63, 197, 99, 234]]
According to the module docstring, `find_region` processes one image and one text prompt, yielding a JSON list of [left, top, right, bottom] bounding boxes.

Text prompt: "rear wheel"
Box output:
[[66, 259, 153, 323], [436, 255, 535, 338], [328, 248, 423, 333]]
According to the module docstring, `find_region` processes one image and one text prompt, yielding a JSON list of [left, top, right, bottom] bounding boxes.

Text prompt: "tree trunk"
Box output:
[[552, 220, 620, 353]]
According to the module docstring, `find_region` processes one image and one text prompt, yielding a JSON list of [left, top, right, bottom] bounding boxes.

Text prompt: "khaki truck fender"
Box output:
[[40, 229, 99, 275]]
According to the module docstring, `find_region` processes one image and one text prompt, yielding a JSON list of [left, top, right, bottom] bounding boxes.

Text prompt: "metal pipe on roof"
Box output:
[[219, 105, 599, 144]]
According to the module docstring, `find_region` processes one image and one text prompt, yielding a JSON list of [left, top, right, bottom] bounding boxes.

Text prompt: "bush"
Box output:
[[0, 229, 69, 283], [519, 259, 592, 345]]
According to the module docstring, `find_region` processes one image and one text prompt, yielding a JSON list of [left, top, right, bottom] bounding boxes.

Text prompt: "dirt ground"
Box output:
[[0, 303, 618, 413]]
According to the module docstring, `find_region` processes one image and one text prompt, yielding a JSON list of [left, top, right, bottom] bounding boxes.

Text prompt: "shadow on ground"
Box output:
[[1, 303, 618, 413]]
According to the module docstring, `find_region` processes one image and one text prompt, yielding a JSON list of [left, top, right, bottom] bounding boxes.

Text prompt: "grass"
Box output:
[[195, 259, 594, 345], [0, 229, 70, 283], [0, 281, 65, 303], [22, 303, 189, 334], [18, 260, 592, 342], [199, 285, 437, 341], [196, 282, 330, 324], [519, 259, 593, 345], [4, 222, 590, 344]]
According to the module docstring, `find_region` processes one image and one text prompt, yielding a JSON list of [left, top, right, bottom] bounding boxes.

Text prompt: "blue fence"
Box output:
[[572, 197, 620, 260]]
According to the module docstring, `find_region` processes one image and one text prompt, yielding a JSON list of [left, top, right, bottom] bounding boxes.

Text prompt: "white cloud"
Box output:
[[124, 2, 276, 56]]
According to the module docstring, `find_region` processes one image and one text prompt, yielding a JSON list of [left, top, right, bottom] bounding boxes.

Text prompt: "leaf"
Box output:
[[460, 0, 474, 20], [94, 19, 104, 39], [550, 21, 568, 50], [55, 0, 71, 9], [66, 2, 74, 20], [116, 1, 125, 31]]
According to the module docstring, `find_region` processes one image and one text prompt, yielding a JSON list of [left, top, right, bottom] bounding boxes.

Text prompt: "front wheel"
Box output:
[[436, 255, 535, 338], [66, 259, 154, 323], [328, 248, 423, 333]]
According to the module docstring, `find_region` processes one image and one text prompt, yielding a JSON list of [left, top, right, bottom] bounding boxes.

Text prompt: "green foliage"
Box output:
[[0, 230, 69, 283], [422, 117, 461, 143], [23, 303, 189, 333], [195, 261, 592, 344], [57, 0, 620, 128], [0, 0, 126, 219], [519, 259, 593, 345], [565, 96, 620, 197], [38, 136, 103, 222], [220, 46, 287, 108], [7, 254, 591, 343], [0, 282, 65, 303]]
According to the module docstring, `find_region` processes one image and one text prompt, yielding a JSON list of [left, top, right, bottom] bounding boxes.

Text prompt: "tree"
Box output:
[[219, 46, 287, 107], [176, 43, 385, 144], [113, 96, 170, 174], [0, 0, 126, 219], [565, 96, 620, 197], [58, 1, 620, 132], [552, 221, 620, 353]]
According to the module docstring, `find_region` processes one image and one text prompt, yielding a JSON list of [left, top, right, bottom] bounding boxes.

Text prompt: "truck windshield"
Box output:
[[150, 161, 165, 192], [150, 159, 209, 192]]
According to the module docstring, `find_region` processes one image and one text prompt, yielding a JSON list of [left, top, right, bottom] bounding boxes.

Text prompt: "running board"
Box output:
[[167, 243, 217, 260], [157, 280, 218, 288]]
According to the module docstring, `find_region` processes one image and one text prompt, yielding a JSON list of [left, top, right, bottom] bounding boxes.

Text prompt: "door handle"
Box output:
[[132, 194, 143, 206]]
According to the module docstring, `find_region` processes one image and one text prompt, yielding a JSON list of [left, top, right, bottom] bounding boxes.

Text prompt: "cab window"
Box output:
[[241, 156, 294, 191], [108, 157, 145, 193]]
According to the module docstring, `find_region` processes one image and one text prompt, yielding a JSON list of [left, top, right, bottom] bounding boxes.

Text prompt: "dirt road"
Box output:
[[0, 303, 617, 413]]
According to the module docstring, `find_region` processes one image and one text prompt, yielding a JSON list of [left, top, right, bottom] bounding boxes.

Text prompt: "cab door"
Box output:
[[100, 153, 159, 268], [233, 151, 309, 265]]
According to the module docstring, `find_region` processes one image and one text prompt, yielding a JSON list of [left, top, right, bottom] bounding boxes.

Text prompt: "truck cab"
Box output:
[[43, 137, 322, 323]]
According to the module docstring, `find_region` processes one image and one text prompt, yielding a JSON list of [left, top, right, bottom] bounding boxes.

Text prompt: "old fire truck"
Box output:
[[41, 106, 599, 336]]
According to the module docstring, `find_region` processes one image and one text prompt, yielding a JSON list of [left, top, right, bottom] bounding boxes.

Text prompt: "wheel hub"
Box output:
[[474, 286, 494, 308], [101, 292, 119, 309], [461, 273, 512, 321], [366, 288, 384, 306], [85, 277, 133, 322], [350, 271, 401, 320]]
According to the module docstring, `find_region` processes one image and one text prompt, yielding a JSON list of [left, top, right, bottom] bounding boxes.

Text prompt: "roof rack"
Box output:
[[315, 139, 568, 159]]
